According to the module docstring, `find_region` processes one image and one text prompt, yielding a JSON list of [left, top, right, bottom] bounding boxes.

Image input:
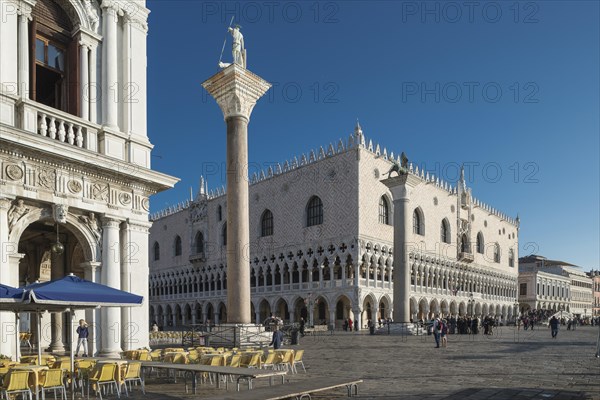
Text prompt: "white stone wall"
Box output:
[[149, 126, 520, 328], [0, 0, 176, 359]]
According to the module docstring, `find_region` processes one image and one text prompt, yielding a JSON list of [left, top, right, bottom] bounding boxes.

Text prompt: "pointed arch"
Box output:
[[413, 207, 424, 235], [440, 218, 451, 244]]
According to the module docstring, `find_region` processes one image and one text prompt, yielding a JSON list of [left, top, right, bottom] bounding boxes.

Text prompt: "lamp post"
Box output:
[[513, 300, 520, 324]]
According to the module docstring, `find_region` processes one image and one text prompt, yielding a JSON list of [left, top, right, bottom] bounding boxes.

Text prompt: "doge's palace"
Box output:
[[148, 122, 520, 331], [0, 0, 177, 358]]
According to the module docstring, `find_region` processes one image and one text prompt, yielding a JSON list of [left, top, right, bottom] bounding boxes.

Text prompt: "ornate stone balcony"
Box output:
[[1, 94, 152, 168], [458, 252, 475, 263]]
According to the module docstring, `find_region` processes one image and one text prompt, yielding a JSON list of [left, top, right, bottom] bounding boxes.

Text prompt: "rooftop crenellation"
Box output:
[[150, 122, 519, 226]]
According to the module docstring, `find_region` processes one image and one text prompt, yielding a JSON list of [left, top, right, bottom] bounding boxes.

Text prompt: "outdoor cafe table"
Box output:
[[139, 361, 287, 393], [12, 364, 48, 400]]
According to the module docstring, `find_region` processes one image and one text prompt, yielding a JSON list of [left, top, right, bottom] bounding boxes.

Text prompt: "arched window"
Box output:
[[221, 224, 227, 246], [306, 196, 323, 227], [217, 205, 222, 221], [260, 209, 274, 237], [440, 219, 450, 244], [494, 243, 501, 263], [195, 232, 204, 254], [174, 236, 182, 256], [153, 242, 160, 261], [476, 232, 484, 254], [508, 248, 515, 267], [412, 208, 424, 235], [379, 196, 390, 225]]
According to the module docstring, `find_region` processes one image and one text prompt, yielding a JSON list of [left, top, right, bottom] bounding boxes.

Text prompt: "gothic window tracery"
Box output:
[[306, 196, 323, 226]]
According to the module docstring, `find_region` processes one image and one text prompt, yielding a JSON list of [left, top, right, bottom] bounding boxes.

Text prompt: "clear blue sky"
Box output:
[[145, 1, 599, 271]]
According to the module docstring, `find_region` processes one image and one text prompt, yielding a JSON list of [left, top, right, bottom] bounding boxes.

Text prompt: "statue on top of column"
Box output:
[[219, 24, 246, 69]]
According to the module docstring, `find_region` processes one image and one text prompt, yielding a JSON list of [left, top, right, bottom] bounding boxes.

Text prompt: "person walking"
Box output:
[[299, 317, 306, 337], [270, 326, 284, 350], [433, 317, 441, 348], [75, 319, 89, 357], [348, 318, 353, 332], [549, 315, 559, 339], [441, 319, 448, 347]]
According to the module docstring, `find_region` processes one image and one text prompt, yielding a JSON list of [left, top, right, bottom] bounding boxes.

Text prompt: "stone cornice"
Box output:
[[202, 64, 271, 121], [0, 128, 178, 194]]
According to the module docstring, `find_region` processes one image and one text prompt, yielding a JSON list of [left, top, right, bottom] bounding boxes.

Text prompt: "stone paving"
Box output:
[[128, 325, 599, 400]]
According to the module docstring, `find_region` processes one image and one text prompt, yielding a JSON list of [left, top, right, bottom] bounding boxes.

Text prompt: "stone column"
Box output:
[[202, 64, 271, 324], [100, 217, 122, 357], [17, 4, 32, 99], [0, 198, 18, 359], [48, 250, 66, 352], [352, 308, 362, 331], [79, 43, 90, 120], [101, 1, 119, 129], [382, 173, 421, 323], [82, 262, 101, 356], [89, 43, 98, 123]]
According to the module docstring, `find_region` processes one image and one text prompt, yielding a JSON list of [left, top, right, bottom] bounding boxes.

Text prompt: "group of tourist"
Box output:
[[342, 318, 359, 331]]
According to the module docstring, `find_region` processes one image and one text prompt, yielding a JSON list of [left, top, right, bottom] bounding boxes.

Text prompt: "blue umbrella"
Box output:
[[0, 283, 26, 363], [22, 274, 143, 307], [21, 273, 143, 400], [0, 283, 24, 303]]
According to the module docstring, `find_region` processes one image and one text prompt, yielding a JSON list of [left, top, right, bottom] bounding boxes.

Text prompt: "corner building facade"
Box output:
[[148, 124, 519, 330], [0, 0, 177, 357]]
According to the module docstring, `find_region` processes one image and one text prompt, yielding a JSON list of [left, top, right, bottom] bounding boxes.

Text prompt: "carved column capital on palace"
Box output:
[[16, 0, 34, 20], [101, 216, 121, 229], [202, 64, 271, 121]]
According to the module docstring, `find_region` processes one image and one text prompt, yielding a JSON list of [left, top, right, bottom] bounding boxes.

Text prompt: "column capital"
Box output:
[[101, 216, 121, 228], [381, 173, 422, 200], [202, 64, 271, 121], [101, 0, 120, 12], [74, 26, 102, 48], [80, 261, 101, 273], [17, 0, 34, 20]]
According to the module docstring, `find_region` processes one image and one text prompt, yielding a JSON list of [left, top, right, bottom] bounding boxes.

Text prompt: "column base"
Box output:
[[97, 348, 123, 358]]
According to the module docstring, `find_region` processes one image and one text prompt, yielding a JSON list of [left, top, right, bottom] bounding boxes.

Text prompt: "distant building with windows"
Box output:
[[148, 123, 520, 330], [519, 255, 594, 318]]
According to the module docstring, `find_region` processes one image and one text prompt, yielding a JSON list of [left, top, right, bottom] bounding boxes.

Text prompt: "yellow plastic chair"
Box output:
[[261, 352, 277, 370], [273, 351, 294, 372], [75, 359, 95, 395], [39, 368, 67, 400], [292, 349, 306, 373], [149, 349, 162, 361], [1, 370, 32, 400], [88, 363, 120, 400], [241, 352, 261, 369], [228, 354, 242, 368], [121, 362, 144, 396], [138, 352, 152, 361]]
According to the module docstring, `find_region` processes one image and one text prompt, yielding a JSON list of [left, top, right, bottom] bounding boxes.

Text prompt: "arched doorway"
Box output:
[[274, 298, 289, 322], [10, 206, 97, 355], [335, 295, 352, 330], [259, 299, 271, 324]]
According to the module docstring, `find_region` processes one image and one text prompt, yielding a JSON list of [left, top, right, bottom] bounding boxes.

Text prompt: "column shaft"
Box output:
[[89, 45, 98, 123], [393, 198, 411, 322], [102, 5, 118, 128], [225, 115, 250, 324], [17, 12, 29, 99], [80, 45, 90, 120], [100, 218, 121, 356]]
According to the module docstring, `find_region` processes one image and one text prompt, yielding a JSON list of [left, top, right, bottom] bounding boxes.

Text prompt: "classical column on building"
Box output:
[[79, 43, 90, 120], [382, 173, 422, 323], [101, 0, 119, 129], [0, 198, 16, 359], [17, 0, 33, 99], [48, 249, 66, 352], [202, 64, 270, 324], [81, 261, 101, 356], [120, 220, 151, 351], [99, 216, 122, 357], [352, 307, 362, 331]]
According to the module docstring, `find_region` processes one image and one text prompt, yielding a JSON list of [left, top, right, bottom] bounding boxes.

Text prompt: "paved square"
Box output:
[[132, 326, 599, 399]]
